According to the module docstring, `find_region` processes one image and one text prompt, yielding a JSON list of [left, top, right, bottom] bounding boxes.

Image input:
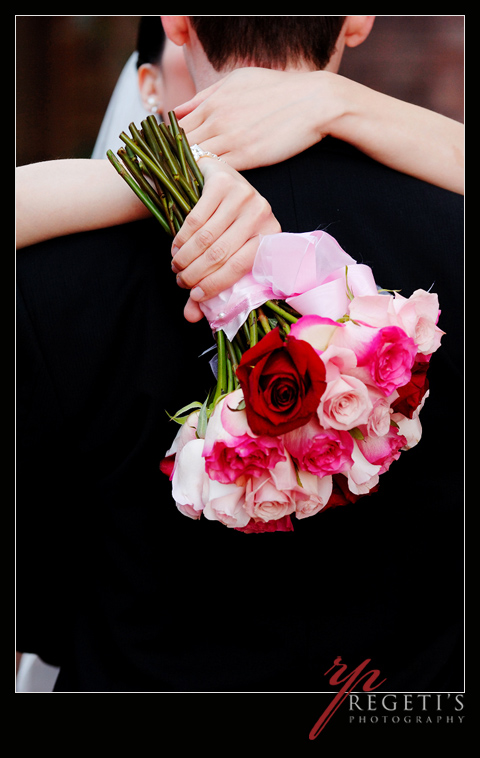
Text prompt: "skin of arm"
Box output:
[[15, 159, 151, 250], [176, 67, 464, 195]]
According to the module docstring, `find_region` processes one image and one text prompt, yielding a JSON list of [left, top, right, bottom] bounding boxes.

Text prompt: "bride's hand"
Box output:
[[171, 156, 280, 323], [174, 67, 339, 172]]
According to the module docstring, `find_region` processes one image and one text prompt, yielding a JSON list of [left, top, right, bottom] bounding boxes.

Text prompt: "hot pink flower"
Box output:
[[357, 326, 417, 396], [356, 427, 407, 474], [202, 389, 285, 484], [284, 417, 354, 477]]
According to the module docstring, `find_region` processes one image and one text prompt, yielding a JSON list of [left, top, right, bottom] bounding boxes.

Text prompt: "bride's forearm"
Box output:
[[16, 158, 150, 249], [324, 73, 464, 195]]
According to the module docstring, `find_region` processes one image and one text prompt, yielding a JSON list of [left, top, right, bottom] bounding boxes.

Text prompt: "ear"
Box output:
[[137, 63, 164, 114], [161, 16, 190, 46], [343, 16, 375, 48]]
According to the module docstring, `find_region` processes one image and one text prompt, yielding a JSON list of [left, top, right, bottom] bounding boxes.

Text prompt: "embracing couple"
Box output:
[[16, 17, 463, 694]]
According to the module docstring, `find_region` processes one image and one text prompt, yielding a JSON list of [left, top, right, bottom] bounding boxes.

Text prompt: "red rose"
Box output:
[[235, 515, 294, 534], [326, 474, 378, 510], [391, 359, 430, 418], [236, 327, 327, 436]]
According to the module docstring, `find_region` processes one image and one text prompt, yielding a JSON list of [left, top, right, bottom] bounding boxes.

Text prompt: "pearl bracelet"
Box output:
[[191, 143, 225, 163]]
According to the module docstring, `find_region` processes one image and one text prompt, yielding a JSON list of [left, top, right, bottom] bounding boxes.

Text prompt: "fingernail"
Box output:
[[176, 274, 187, 289], [190, 286, 205, 301], [171, 261, 180, 274], [171, 245, 179, 258]]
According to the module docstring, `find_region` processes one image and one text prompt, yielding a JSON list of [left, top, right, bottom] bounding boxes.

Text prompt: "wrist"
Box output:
[[310, 71, 364, 142]]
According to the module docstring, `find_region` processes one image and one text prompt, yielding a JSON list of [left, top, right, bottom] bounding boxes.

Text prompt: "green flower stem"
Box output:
[[143, 116, 198, 207], [257, 307, 271, 333], [264, 300, 299, 324], [248, 309, 259, 347], [232, 335, 244, 364], [226, 353, 234, 394], [107, 150, 172, 236], [226, 338, 240, 389], [212, 329, 228, 405], [118, 148, 177, 236], [119, 131, 192, 217], [181, 128, 205, 190], [242, 322, 251, 347]]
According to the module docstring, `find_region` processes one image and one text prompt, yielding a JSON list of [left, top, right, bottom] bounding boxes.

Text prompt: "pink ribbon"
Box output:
[[200, 230, 378, 339]]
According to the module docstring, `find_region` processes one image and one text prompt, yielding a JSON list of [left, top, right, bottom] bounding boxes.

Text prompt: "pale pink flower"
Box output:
[[366, 396, 393, 437], [391, 290, 444, 355], [346, 442, 381, 496], [244, 457, 298, 523], [289, 314, 340, 354], [318, 373, 373, 430], [294, 469, 333, 520], [171, 437, 207, 520], [391, 412, 423, 449], [160, 411, 199, 480], [202, 478, 250, 528]]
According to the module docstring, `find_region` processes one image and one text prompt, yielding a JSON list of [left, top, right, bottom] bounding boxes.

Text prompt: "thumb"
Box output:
[[184, 296, 205, 323]]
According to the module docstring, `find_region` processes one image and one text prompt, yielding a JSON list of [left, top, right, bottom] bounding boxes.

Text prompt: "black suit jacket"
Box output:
[[16, 138, 463, 692]]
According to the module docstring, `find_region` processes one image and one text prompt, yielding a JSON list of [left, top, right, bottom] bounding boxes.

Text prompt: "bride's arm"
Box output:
[[176, 68, 464, 195], [15, 159, 151, 250]]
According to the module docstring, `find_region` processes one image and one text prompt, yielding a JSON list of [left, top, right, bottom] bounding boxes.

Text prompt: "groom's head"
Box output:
[[161, 16, 375, 90]]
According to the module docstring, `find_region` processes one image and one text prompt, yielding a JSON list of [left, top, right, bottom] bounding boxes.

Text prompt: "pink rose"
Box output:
[[392, 289, 444, 355], [288, 314, 340, 354], [244, 457, 298, 523], [202, 478, 250, 528], [318, 373, 373, 430], [171, 437, 207, 520], [346, 442, 381, 496], [357, 326, 417, 396], [391, 412, 423, 449], [356, 427, 407, 474], [160, 411, 200, 480], [284, 417, 354, 477], [366, 396, 392, 437], [294, 469, 333, 520], [202, 389, 285, 485]]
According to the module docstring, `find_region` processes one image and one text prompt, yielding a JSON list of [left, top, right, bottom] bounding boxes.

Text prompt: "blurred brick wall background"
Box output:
[[16, 16, 464, 167]]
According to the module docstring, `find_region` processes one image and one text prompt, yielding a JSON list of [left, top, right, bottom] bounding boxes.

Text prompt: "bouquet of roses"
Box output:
[[107, 116, 443, 534], [159, 231, 443, 533]]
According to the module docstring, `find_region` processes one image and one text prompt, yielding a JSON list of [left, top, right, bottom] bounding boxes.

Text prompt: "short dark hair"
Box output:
[[189, 16, 346, 71]]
